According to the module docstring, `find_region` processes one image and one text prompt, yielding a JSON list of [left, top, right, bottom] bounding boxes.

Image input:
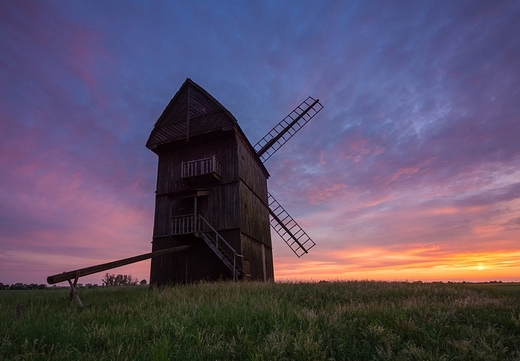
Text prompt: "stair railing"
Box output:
[[198, 215, 241, 281]]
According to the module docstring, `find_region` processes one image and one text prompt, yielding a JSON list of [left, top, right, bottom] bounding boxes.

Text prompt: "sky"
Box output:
[[1, 0, 519, 285]]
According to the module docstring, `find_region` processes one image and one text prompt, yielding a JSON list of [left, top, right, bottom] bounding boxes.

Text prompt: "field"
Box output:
[[1, 281, 519, 360]]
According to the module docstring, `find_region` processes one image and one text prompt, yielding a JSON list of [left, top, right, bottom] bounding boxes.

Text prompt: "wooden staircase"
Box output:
[[197, 215, 245, 280]]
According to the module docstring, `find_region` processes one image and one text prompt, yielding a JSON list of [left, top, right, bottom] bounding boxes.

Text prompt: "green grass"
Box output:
[[468, 282, 520, 298], [1, 281, 519, 360]]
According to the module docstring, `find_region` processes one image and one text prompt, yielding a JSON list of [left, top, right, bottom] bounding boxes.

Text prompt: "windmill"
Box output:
[[146, 79, 323, 285]]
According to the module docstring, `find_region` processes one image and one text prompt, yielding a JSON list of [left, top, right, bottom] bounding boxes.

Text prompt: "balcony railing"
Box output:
[[170, 214, 200, 235], [181, 156, 221, 180]]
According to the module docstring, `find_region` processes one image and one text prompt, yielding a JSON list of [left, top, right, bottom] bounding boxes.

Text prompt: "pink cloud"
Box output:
[[305, 183, 348, 204], [0, 128, 153, 285], [0, 169, 153, 285]]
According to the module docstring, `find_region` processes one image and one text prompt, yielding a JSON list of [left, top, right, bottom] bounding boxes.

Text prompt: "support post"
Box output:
[[67, 273, 83, 307]]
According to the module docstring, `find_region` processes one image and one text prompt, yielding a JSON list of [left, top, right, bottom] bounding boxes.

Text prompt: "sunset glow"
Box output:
[[1, 1, 519, 285], [274, 248, 520, 282]]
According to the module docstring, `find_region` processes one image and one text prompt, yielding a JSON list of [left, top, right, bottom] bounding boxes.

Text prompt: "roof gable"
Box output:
[[146, 78, 237, 149]]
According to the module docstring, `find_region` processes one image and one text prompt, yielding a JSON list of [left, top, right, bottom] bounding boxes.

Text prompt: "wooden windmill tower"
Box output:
[[146, 78, 322, 285]]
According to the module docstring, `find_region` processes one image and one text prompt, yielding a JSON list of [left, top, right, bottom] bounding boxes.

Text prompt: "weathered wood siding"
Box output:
[[150, 129, 244, 284], [152, 196, 170, 237], [238, 182, 270, 244], [236, 131, 269, 200], [236, 132, 272, 248], [241, 233, 274, 281], [200, 185, 240, 243], [150, 235, 232, 285], [235, 130, 274, 281], [154, 131, 237, 195], [151, 131, 241, 234]]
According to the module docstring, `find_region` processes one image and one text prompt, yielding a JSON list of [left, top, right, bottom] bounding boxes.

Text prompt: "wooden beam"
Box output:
[[47, 245, 191, 284]]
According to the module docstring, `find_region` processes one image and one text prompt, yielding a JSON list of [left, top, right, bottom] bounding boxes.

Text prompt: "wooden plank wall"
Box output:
[[152, 196, 171, 237], [236, 131, 269, 200], [200, 185, 240, 242], [235, 131, 274, 281], [241, 233, 274, 281], [150, 126, 274, 283], [152, 131, 241, 236], [238, 182, 270, 244], [155, 131, 238, 195], [150, 235, 232, 285], [236, 133, 272, 248]]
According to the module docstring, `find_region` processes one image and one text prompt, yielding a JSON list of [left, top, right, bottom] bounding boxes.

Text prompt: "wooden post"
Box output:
[[68, 274, 83, 307]]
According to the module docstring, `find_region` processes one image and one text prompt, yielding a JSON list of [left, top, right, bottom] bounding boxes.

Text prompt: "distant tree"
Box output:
[[139, 279, 147, 286], [102, 273, 139, 287], [9, 283, 25, 290], [102, 273, 115, 286]]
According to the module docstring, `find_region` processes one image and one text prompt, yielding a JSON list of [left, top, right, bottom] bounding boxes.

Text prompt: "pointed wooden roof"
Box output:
[[146, 78, 239, 149]]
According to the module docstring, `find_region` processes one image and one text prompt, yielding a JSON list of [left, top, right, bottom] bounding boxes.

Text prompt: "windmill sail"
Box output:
[[255, 96, 322, 258], [268, 192, 316, 257], [254, 96, 323, 163]]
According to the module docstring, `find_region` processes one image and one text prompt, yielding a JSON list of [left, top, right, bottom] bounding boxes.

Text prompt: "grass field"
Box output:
[[1, 281, 519, 360]]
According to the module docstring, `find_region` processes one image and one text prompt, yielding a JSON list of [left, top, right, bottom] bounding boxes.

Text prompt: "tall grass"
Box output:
[[1, 281, 519, 360]]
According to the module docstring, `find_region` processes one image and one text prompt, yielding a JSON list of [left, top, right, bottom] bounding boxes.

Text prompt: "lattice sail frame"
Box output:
[[255, 96, 322, 257], [254, 97, 323, 163], [268, 193, 316, 257]]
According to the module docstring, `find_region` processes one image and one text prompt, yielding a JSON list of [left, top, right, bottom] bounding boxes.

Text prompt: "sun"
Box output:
[[477, 263, 485, 271]]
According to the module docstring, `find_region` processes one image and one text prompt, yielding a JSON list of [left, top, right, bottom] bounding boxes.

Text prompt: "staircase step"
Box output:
[[199, 230, 243, 278]]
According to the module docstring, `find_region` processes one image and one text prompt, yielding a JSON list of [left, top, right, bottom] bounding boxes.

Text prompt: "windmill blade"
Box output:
[[268, 193, 316, 257], [255, 96, 323, 163]]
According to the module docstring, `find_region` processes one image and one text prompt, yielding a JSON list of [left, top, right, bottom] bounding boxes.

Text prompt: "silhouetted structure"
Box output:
[[147, 78, 323, 285]]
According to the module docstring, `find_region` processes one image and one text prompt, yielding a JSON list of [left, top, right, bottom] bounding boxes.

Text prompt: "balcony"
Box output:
[[181, 156, 221, 184]]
